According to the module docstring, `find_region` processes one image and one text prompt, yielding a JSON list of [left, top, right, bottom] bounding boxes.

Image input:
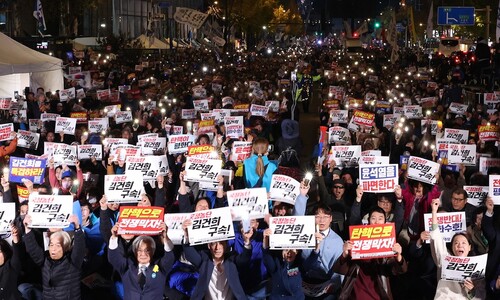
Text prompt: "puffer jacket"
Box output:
[[23, 229, 85, 300]]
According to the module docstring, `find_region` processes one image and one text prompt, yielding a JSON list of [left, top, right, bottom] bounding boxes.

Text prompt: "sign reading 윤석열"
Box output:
[[358, 164, 398, 193]]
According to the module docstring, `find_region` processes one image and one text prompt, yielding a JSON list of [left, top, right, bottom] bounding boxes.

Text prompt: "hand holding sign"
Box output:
[[23, 214, 32, 233]]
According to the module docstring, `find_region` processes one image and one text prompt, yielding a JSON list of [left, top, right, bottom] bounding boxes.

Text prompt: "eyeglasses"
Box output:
[[315, 215, 331, 220], [333, 186, 345, 189], [378, 200, 392, 205]]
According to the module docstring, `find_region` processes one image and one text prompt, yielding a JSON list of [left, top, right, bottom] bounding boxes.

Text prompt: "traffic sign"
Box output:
[[437, 7, 475, 26]]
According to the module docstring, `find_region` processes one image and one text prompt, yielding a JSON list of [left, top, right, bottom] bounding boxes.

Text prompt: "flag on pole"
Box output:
[[33, 0, 46, 36], [426, 1, 434, 39]]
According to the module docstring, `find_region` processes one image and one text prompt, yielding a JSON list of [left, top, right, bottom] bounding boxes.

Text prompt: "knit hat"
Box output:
[[281, 119, 299, 139]]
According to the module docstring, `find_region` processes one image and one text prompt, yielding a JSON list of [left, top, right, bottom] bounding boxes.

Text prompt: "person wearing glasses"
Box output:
[[350, 185, 405, 235], [301, 205, 343, 299], [444, 188, 476, 227], [428, 198, 486, 299]]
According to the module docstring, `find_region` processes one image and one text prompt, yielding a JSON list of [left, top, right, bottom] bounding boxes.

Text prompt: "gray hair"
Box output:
[[132, 236, 156, 257], [50, 231, 72, 253]]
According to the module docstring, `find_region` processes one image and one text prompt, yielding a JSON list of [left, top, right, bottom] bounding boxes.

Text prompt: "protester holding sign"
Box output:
[[22, 214, 85, 300], [0, 224, 22, 300], [334, 207, 407, 300], [108, 221, 175, 300], [429, 198, 486, 299], [483, 197, 500, 297], [0, 132, 17, 157]]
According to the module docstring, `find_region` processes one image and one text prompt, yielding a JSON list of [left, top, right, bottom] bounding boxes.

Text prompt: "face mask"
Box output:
[[62, 181, 71, 189]]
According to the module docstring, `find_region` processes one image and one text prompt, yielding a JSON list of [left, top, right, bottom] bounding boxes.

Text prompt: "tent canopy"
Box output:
[[0, 32, 63, 97], [72, 37, 100, 51], [134, 35, 170, 49]]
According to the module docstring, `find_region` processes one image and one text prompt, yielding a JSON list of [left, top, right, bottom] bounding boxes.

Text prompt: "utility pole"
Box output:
[[476, 5, 491, 41]]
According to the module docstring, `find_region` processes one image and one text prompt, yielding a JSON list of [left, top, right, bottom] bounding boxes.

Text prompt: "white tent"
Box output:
[[0, 32, 63, 98], [135, 35, 170, 49], [72, 37, 100, 51]]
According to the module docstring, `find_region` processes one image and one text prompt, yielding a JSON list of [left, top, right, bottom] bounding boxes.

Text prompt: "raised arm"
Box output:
[[22, 215, 45, 267], [483, 197, 497, 243], [99, 196, 113, 243], [429, 198, 446, 268], [107, 223, 128, 275], [69, 215, 86, 267]]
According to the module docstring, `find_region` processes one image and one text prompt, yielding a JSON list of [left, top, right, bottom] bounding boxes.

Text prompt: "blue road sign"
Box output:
[[437, 7, 475, 26]]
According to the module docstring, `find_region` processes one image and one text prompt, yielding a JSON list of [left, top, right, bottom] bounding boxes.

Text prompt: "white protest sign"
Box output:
[[167, 134, 196, 154], [88, 118, 109, 134], [383, 114, 398, 128], [174, 7, 209, 29], [448, 144, 476, 166], [164, 213, 191, 245], [328, 145, 361, 166], [224, 116, 244, 139], [269, 175, 301, 205], [59, 87, 76, 101], [250, 104, 269, 117], [104, 172, 144, 203], [52, 143, 77, 165], [265, 101, 280, 112], [104, 105, 120, 117], [200, 112, 215, 121], [40, 113, 60, 122], [444, 128, 468, 144], [191, 85, 207, 98], [29, 119, 43, 132], [404, 105, 423, 119], [139, 137, 166, 155], [114, 111, 133, 124], [193, 99, 209, 111], [16, 130, 40, 150], [0, 203, 15, 233], [489, 175, 500, 205], [361, 150, 381, 157], [110, 145, 141, 162], [227, 188, 268, 221], [76, 88, 86, 99], [0, 123, 14, 141], [55, 117, 77, 135], [407, 156, 440, 184], [188, 207, 234, 245], [359, 156, 390, 165], [103, 138, 127, 151], [212, 109, 231, 124], [330, 110, 349, 124], [77, 144, 103, 160], [181, 109, 196, 119], [184, 157, 221, 182], [269, 216, 316, 249], [421, 119, 439, 135], [479, 157, 500, 175], [393, 106, 404, 116], [231, 141, 253, 161], [359, 164, 398, 193], [441, 254, 487, 282], [448, 102, 468, 115], [28, 195, 73, 228], [125, 156, 168, 180], [464, 186, 489, 207], [424, 212, 466, 243], [328, 126, 350, 144]]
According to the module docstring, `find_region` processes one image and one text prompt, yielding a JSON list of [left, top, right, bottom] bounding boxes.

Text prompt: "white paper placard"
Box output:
[[265, 100, 280, 112], [51, 143, 77, 165], [77, 144, 103, 160], [269, 216, 316, 249], [448, 102, 468, 115], [328, 126, 350, 144], [181, 109, 196, 120], [41, 113, 60, 122], [0, 203, 15, 233], [424, 212, 466, 243], [383, 114, 398, 128], [88, 118, 109, 134], [55, 117, 77, 135], [0, 123, 14, 141], [330, 110, 349, 124], [224, 116, 244, 139], [231, 141, 253, 161], [444, 128, 469, 144], [479, 157, 500, 175], [193, 99, 209, 111], [139, 137, 166, 155], [16, 130, 40, 150], [125, 156, 168, 180], [28, 195, 73, 228], [227, 188, 268, 221], [269, 175, 300, 205], [164, 213, 191, 245], [184, 157, 221, 182], [188, 207, 234, 245], [407, 156, 440, 184], [104, 172, 144, 203], [447, 144, 476, 166], [464, 186, 489, 207], [359, 164, 398, 193], [250, 104, 269, 117], [328, 145, 361, 166], [114, 111, 133, 124], [421, 120, 439, 135], [167, 134, 196, 154], [358, 156, 390, 165], [441, 254, 487, 282], [403, 105, 423, 119]]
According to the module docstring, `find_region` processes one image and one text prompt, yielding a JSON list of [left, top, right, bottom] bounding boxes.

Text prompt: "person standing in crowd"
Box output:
[[243, 137, 278, 191], [0, 225, 22, 300]]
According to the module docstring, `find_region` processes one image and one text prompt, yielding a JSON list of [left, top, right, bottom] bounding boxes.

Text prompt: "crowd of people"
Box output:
[[0, 34, 500, 300]]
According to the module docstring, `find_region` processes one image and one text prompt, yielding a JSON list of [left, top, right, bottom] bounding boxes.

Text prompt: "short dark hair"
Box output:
[[368, 206, 386, 219], [312, 204, 333, 216], [0, 240, 13, 261], [452, 188, 467, 200]]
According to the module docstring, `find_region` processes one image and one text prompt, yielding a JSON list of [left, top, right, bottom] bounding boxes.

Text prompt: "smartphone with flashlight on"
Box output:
[[303, 172, 313, 186], [70, 180, 79, 194]]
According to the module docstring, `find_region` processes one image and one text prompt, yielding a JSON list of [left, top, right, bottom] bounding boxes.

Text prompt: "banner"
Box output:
[[349, 223, 396, 259], [70, 112, 87, 124], [0, 203, 15, 233], [359, 164, 398, 193], [403, 105, 423, 119], [441, 254, 487, 281], [117, 206, 164, 235], [330, 110, 348, 124], [88, 118, 109, 134], [114, 111, 133, 124], [328, 145, 361, 166], [489, 175, 500, 205], [250, 104, 269, 117], [164, 213, 191, 245], [224, 116, 244, 139], [444, 128, 468, 144], [424, 212, 466, 242], [269, 175, 300, 205], [188, 207, 234, 245], [28, 195, 73, 228], [197, 119, 215, 135], [449, 102, 468, 115], [139, 137, 166, 155], [232, 104, 250, 113], [448, 144, 476, 166], [0, 123, 14, 141], [167, 134, 196, 154], [231, 141, 253, 161], [478, 125, 499, 141], [55, 117, 77, 135], [351, 110, 375, 127], [16, 130, 40, 150], [464, 186, 488, 207], [193, 99, 209, 111], [407, 156, 440, 184], [174, 7, 208, 29], [77, 144, 103, 160], [104, 172, 144, 203], [328, 126, 350, 144], [227, 188, 268, 221], [184, 157, 221, 182], [187, 145, 216, 159], [125, 156, 168, 180], [51, 143, 77, 165], [40, 113, 60, 122], [269, 216, 315, 249]]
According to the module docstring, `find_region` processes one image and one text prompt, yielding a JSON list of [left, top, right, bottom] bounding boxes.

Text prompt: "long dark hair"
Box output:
[[0, 239, 13, 263]]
